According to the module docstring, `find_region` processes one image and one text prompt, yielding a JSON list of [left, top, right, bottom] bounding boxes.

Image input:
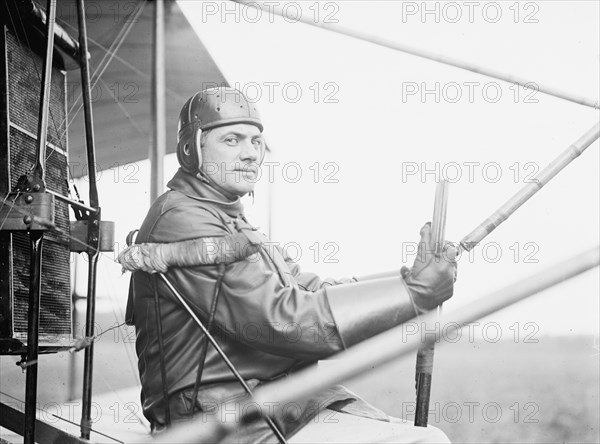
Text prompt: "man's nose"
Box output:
[[239, 140, 259, 161]]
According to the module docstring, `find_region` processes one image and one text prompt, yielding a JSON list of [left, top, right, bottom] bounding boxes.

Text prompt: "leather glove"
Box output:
[[118, 243, 170, 274], [403, 223, 457, 312]]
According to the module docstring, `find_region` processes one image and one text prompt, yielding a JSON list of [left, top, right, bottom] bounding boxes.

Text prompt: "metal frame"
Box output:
[[74, 0, 102, 439], [22, 1, 57, 441], [0, 1, 104, 442]]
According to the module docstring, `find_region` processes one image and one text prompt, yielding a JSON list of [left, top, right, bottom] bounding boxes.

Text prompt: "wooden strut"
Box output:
[[150, 0, 166, 204], [23, 1, 56, 443], [414, 180, 449, 427], [412, 121, 599, 425], [76, 0, 102, 440], [231, 0, 599, 110], [460, 121, 600, 251]]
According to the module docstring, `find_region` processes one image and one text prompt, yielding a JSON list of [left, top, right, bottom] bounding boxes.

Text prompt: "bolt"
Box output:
[[23, 215, 32, 225], [32, 184, 40, 191], [25, 195, 33, 204]]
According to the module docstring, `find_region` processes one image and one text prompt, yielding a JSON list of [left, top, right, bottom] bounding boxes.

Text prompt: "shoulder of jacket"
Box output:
[[136, 191, 231, 243], [160, 190, 223, 219]]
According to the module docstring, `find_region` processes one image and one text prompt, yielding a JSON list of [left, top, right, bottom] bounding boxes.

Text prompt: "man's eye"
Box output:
[[252, 139, 263, 147], [225, 137, 238, 145]]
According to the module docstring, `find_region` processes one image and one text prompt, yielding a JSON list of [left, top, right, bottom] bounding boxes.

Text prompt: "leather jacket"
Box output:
[[126, 169, 380, 440]]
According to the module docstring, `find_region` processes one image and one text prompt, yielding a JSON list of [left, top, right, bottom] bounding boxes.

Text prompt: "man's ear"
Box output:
[[176, 126, 201, 174]]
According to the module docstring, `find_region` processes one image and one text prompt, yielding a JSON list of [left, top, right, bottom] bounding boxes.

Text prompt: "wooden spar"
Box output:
[[231, 0, 599, 110], [32, 0, 57, 182], [249, 246, 599, 414], [414, 180, 449, 427], [431, 181, 449, 256], [24, 1, 56, 442], [461, 121, 600, 251], [150, 0, 166, 204], [76, 0, 102, 439]]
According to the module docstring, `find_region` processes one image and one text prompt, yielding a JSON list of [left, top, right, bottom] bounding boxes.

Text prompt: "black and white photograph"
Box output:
[[0, 1, 598, 443]]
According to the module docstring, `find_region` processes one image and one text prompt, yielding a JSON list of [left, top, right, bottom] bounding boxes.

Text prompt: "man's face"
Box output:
[[200, 123, 265, 197]]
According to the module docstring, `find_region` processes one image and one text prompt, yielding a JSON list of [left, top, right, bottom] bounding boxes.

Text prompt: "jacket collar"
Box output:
[[166, 168, 244, 217]]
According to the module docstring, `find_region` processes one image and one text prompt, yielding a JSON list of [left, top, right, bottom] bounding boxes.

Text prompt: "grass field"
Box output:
[[1, 319, 598, 443], [344, 336, 599, 443]]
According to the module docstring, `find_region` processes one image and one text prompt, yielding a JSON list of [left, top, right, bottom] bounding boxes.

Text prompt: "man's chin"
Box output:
[[238, 186, 256, 197], [227, 183, 256, 197], [234, 177, 258, 195]]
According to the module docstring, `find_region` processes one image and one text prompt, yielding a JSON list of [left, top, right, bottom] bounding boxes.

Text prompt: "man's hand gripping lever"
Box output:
[[410, 179, 456, 428], [322, 222, 457, 350], [402, 222, 457, 314]]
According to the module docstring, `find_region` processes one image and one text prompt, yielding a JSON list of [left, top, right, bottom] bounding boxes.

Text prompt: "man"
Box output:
[[120, 87, 456, 443]]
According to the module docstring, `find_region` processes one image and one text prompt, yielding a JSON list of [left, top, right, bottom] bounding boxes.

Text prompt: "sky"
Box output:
[[77, 0, 599, 338]]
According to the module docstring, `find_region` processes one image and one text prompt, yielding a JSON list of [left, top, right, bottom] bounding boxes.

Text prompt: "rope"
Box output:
[[56, 17, 186, 103], [98, 77, 147, 137], [67, 321, 128, 353], [101, 264, 142, 387], [0, 191, 23, 232], [99, 374, 150, 434], [63, 1, 148, 138], [50, 414, 124, 443]]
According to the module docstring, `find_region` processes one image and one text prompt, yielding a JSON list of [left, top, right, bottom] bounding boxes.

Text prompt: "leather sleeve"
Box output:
[[353, 269, 400, 281], [150, 203, 346, 361], [278, 246, 356, 291]]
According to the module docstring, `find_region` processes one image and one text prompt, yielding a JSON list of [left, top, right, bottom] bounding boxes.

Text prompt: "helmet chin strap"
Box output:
[[194, 133, 212, 185], [194, 170, 210, 184]]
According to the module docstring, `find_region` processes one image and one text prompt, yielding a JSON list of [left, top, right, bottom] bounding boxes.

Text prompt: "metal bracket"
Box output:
[[0, 192, 54, 231], [69, 220, 114, 252]]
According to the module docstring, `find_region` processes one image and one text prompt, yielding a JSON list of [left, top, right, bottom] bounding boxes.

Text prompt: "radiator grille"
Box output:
[[1, 25, 72, 345], [6, 28, 67, 148], [9, 129, 70, 245]]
